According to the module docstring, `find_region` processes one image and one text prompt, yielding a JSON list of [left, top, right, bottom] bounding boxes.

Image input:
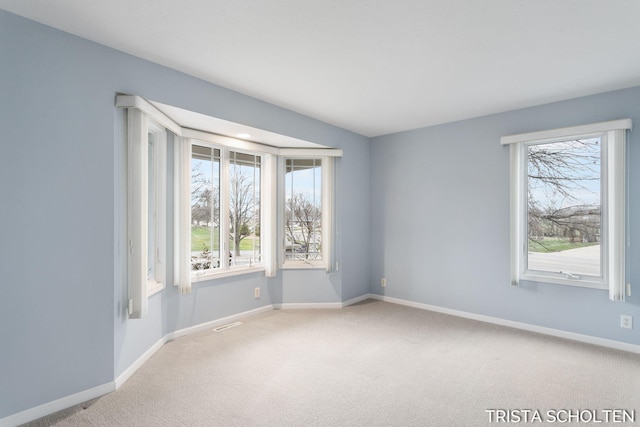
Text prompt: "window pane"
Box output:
[[526, 138, 601, 277], [229, 151, 261, 267], [285, 159, 322, 261], [191, 145, 220, 271]]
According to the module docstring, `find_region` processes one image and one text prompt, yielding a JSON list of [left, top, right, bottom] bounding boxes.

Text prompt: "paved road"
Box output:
[[528, 245, 600, 276]]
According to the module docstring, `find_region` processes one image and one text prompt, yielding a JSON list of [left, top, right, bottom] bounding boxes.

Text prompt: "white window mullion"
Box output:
[[220, 148, 231, 271], [209, 154, 217, 269]]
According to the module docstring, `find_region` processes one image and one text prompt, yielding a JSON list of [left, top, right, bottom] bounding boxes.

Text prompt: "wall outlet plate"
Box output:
[[621, 315, 632, 329]]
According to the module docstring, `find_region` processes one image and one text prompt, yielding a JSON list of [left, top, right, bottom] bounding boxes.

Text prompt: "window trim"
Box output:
[[146, 119, 167, 296], [188, 139, 267, 282], [280, 155, 335, 271], [517, 132, 607, 289], [502, 119, 631, 300]]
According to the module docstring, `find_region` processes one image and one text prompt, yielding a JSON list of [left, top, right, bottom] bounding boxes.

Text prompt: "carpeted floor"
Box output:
[[22, 300, 640, 426]]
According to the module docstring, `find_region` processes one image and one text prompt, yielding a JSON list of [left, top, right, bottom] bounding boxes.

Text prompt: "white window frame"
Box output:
[[127, 110, 167, 319], [146, 119, 167, 296], [502, 119, 631, 301], [279, 155, 335, 271], [188, 139, 268, 283]]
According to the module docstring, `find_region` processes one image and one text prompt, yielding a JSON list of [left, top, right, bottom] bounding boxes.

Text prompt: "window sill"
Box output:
[[520, 273, 607, 290], [147, 280, 165, 297], [191, 266, 266, 283], [281, 262, 326, 270]]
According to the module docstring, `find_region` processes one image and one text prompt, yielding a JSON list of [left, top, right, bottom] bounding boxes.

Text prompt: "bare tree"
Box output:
[[527, 138, 601, 250], [190, 163, 219, 228], [229, 172, 258, 257], [285, 193, 321, 260]]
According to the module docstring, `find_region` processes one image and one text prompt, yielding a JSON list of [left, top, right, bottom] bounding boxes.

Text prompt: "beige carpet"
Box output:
[[22, 300, 640, 426]]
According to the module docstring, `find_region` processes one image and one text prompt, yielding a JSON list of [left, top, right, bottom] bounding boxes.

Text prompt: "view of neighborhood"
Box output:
[[189, 153, 323, 271], [526, 137, 602, 277], [190, 147, 262, 271], [284, 159, 323, 262]]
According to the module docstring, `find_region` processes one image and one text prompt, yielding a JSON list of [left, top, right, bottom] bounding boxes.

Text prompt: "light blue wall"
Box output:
[[1, 11, 116, 418], [370, 86, 640, 345], [0, 10, 370, 419]]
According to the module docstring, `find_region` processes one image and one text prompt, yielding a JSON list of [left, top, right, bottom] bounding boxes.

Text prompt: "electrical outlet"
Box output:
[[254, 287, 261, 298], [381, 278, 387, 288], [621, 315, 632, 329]]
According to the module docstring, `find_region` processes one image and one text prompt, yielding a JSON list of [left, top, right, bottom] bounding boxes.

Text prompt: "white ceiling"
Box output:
[[2, 0, 640, 137]]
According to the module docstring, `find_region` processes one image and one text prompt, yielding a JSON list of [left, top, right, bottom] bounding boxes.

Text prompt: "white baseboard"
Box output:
[[272, 294, 371, 310], [114, 338, 165, 389], [273, 302, 344, 309], [116, 304, 274, 388], [341, 294, 372, 307], [0, 382, 115, 427], [368, 293, 640, 355], [2, 298, 362, 425], [2, 305, 274, 426]]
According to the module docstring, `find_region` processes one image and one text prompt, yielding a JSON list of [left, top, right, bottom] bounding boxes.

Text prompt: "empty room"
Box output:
[[2, 1, 640, 426]]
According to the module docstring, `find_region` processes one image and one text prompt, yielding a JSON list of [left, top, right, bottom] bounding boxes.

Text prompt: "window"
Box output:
[[284, 158, 323, 263], [146, 120, 167, 295], [126, 110, 167, 319], [117, 94, 342, 297], [526, 138, 602, 278], [502, 119, 631, 300], [228, 151, 262, 267], [190, 144, 262, 278], [282, 157, 334, 270], [191, 145, 221, 271]]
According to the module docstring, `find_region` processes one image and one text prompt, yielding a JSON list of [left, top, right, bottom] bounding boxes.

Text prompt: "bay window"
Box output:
[[118, 94, 341, 305]]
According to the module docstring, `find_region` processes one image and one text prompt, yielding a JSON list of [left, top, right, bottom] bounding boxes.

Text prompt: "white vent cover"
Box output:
[[212, 321, 242, 332]]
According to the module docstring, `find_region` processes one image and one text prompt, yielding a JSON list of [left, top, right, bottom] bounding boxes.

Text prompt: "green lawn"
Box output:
[[191, 226, 259, 252], [528, 237, 598, 253]]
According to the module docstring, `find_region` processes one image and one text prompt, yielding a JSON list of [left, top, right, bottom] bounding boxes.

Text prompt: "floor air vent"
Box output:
[[213, 321, 242, 332]]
